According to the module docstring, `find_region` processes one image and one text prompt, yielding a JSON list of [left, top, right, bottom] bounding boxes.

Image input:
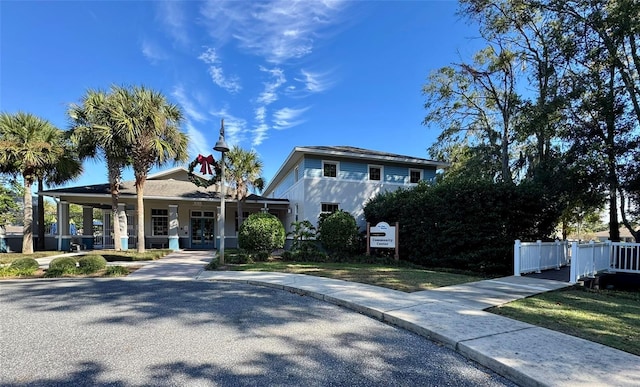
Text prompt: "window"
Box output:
[[294, 166, 299, 182], [369, 166, 381, 181], [151, 209, 168, 236], [321, 203, 339, 213], [409, 169, 422, 184], [323, 162, 337, 177]]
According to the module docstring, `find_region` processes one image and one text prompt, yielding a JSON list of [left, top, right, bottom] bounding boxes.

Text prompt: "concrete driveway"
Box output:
[[0, 279, 516, 386]]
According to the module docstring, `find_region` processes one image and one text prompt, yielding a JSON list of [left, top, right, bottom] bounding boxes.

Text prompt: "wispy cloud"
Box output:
[[157, 1, 189, 46], [184, 121, 210, 157], [209, 107, 248, 146], [252, 123, 270, 147], [257, 66, 286, 105], [198, 47, 242, 94], [200, 0, 348, 64], [140, 39, 167, 64], [296, 69, 334, 93], [273, 107, 309, 130], [172, 85, 206, 123]]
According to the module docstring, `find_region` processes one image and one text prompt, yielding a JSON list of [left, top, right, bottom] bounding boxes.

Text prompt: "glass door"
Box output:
[[190, 211, 215, 249]]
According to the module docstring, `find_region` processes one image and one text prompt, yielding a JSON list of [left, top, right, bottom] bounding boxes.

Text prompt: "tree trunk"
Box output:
[[22, 178, 33, 254], [108, 163, 122, 251], [37, 179, 45, 250], [136, 177, 146, 253], [111, 190, 122, 251]]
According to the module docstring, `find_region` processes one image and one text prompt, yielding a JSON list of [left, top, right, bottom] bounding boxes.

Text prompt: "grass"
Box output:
[[0, 251, 64, 264], [489, 287, 640, 356], [224, 260, 486, 292]]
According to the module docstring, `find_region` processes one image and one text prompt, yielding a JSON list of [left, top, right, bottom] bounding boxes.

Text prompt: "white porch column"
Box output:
[[168, 205, 179, 251], [118, 203, 129, 250], [58, 201, 71, 251]]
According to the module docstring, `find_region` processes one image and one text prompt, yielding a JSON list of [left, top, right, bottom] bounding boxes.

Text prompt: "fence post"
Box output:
[[570, 241, 578, 284], [514, 240, 521, 276], [555, 239, 561, 270], [536, 240, 542, 273], [589, 240, 596, 277]]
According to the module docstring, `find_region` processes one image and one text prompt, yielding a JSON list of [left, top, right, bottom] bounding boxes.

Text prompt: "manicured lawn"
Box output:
[[226, 261, 486, 292], [489, 287, 640, 356], [0, 251, 64, 264]]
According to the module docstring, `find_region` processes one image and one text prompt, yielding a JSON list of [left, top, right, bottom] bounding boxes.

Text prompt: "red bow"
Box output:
[[197, 154, 215, 175]]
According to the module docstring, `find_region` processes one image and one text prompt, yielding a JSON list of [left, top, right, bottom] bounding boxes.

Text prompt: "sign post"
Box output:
[[367, 221, 399, 261]]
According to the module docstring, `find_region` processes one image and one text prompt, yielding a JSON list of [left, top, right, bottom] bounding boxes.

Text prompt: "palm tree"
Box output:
[[0, 112, 77, 254], [69, 89, 129, 251], [225, 145, 265, 228], [35, 131, 83, 250], [109, 85, 188, 253]]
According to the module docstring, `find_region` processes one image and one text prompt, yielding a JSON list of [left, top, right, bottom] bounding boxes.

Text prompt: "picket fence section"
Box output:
[[515, 239, 640, 284]]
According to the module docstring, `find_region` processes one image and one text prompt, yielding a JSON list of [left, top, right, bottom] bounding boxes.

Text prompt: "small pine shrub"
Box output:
[[281, 251, 293, 261], [238, 213, 285, 252], [49, 257, 77, 272], [77, 255, 107, 274], [205, 258, 219, 270], [105, 266, 129, 276], [254, 251, 270, 262], [10, 258, 39, 271]]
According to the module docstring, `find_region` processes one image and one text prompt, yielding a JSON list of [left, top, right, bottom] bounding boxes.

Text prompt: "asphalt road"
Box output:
[[0, 279, 517, 386]]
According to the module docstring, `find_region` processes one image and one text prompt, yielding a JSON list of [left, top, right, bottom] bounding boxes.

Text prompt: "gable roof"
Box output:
[[264, 145, 449, 195]]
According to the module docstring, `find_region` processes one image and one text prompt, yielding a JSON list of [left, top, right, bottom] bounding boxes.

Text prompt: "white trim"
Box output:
[[368, 164, 383, 182], [322, 160, 339, 178]]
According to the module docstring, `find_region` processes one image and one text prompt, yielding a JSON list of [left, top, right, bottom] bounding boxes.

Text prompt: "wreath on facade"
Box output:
[[187, 154, 222, 188]]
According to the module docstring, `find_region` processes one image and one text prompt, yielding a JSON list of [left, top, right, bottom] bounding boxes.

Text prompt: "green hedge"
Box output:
[[363, 179, 562, 275], [318, 210, 359, 255]]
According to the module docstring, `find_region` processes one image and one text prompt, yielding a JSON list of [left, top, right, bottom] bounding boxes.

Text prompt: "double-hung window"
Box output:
[[369, 166, 381, 181], [151, 209, 168, 236], [409, 169, 422, 184], [323, 162, 337, 178], [321, 203, 339, 213]]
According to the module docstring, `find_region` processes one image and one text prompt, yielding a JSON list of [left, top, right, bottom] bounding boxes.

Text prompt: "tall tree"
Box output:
[[423, 41, 522, 183], [225, 145, 265, 228], [551, 0, 640, 241], [109, 85, 188, 253], [0, 112, 74, 253], [69, 88, 129, 250]]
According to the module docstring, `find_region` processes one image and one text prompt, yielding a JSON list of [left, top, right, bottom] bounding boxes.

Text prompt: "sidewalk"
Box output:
[[197, 270, 640, 387]]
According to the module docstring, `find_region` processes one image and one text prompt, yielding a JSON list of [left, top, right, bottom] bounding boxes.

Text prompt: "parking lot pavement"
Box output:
[[0, 279, 516, 387]]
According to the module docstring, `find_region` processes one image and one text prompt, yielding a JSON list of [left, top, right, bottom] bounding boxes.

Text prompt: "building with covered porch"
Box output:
[[40, 167, 289, 251]]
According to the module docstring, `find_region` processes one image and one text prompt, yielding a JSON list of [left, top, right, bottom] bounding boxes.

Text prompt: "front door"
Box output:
[[190, 211, 215, 249]]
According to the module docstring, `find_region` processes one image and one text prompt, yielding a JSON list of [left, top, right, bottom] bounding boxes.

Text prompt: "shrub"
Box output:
[[105, 266, 129, 276], [205, 258, 219, 270], [287, 220, 317, 252], [253, 251, 270, 262], [318, 210, 359, 255], [227, 250, 251, 264], [77, 255, 107, 274], [10, 258, 39, 271], [238, 213, 285, 252], [44, 268, 68, 278], [49, 257, 77, 272]]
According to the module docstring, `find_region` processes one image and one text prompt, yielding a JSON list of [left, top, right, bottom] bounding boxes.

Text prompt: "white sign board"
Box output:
[[369, 221, 396, 248]]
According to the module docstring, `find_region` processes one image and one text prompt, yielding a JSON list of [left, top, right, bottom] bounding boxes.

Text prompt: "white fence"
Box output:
[[515, 239, 640, 284], [514, 240, 569, 275]]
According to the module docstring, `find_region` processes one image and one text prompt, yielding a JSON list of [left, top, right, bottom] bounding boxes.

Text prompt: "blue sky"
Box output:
[[1, 0, 483, 190]]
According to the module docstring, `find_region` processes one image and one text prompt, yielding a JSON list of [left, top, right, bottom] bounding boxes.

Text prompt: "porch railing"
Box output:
[[515, 239, 640, 283], [513, 240, 569, 275]]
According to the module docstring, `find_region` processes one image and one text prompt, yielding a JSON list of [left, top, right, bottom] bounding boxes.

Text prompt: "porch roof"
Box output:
[[40, 178, 289, 205]]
